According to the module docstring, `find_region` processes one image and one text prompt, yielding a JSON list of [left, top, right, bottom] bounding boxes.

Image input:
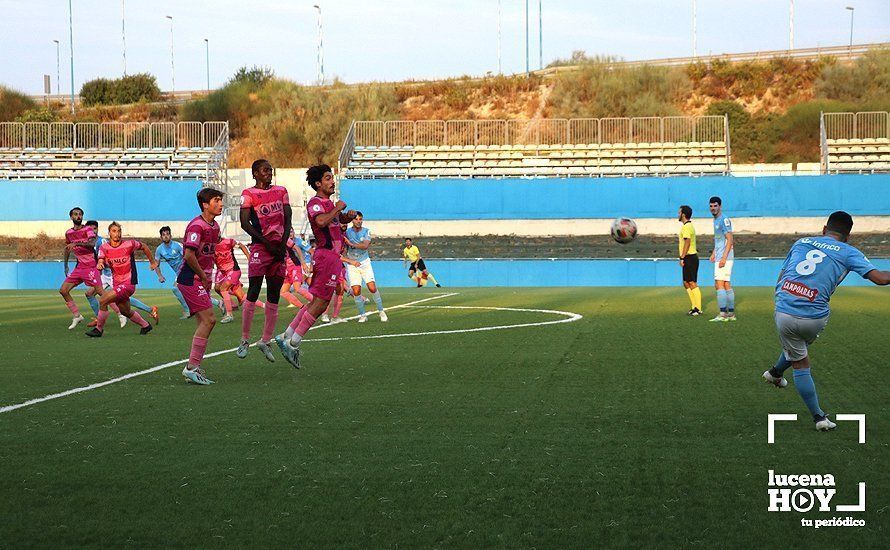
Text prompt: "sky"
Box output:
[[0, 0, 888, 95]]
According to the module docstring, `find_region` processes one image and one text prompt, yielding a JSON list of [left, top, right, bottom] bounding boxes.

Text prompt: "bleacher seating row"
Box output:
[[0, 149, 216, 179], [342, 142, 729, 178], [824, 138, 890, 173]]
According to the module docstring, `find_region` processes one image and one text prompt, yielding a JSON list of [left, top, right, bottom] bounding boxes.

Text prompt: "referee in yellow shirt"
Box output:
[[402, 238, 441, 288], [678, 205, 702, 316]]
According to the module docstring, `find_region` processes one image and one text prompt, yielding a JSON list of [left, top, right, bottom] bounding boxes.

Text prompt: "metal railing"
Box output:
[[822, 111, 890, 141], [0, 121, 228, 150], [820, 111, 890, 174], [351, 116, 727, 148], [338, 121, 356, 174]]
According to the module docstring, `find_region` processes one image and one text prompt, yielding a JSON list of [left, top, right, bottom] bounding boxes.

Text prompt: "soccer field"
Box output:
[[0, 287, 886, 547]]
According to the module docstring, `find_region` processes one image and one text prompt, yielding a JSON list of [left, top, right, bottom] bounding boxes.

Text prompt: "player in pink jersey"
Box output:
[[177, 188, 226, 385], [236, 159, 292, 362], [281, 228, 313, 309], [59, 207, 105, 330], [85, 222, 160, 337], [213, 236, 251, 324], [276, 164, 356, 368]]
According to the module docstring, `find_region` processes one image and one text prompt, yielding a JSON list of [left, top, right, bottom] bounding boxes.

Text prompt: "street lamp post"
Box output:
[[68, 0, 74, 114], [313, 4, 324, 85], [845, 6, 854, 57], [122, 0, 127, 75], [165, 15, 174, 93], [497, 0, 501, 75], [204, 38, 210, 92], [52, 40, 60, 95], [538, 0, 543, 70], [692, 0, 697, 58], [789, 0, 794, 50], [525, 0, 529, 75]]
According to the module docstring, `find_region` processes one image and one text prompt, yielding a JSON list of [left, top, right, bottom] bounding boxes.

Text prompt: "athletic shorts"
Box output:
[[775, 311, 829, 362], [214, 269, 242, 288], [177, 279, 213, 316], [247, 242, 286, 279], [409, 259, 427, 273], [309, 248, 342, 301], [347, 258, 376, 287], [285, 264, 303, 285], [682, 254, 699, 283], [64, 265, 101, 288], [714, 259, 734, 282], [111, 283, 136, 304]]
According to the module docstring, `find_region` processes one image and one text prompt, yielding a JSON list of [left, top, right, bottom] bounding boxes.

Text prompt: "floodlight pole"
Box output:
[[68, 0, 74, 114], [122, 0, 127, 75], [538, 0, 542, 70], [497, 0, 501, 74], [692, 0, 697, 58], [845, 6, 854, 57], [789, 0, 794, 50], [314, 4, 324, 85], [525, 0, 529, 75], [204, 38, 210, 91], [166, 15, 175, 93], [53, 40, 60, 95]]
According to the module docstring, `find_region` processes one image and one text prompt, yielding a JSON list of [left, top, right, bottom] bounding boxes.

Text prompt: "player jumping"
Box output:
[[156, 225, 223, 320], [708, 196, 736, 322], [214, 235, 251, 324], [177, 188, 226, 385], [237, 159, 292, 361], [60, 207, 103, 329], [345, 212, 388, 322], [402, 238, 441, 287], [276, 164, 356, 368], [85, 222, 160, 337], [762, 211, 890, 430]]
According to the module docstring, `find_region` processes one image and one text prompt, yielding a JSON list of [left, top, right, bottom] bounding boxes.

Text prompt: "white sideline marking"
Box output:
[[0, 292, 458, 415], [305, 305, 582, 343], [767, 413, 798, 443]]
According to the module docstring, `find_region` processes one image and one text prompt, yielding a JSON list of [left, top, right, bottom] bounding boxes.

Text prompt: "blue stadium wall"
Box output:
[[339, 174, 890, 219], [0, 179, 203, 221], [3, 258, 888, 290]]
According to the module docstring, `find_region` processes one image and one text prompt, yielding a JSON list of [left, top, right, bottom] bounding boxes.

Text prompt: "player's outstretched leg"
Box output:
[[182, 308, 216, 385], [120, 301, 152, 335], [238, 277, 264, 358], [425, 271, 441, 288]]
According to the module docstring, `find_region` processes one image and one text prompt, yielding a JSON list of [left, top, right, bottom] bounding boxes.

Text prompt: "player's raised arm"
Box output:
[[138, 242, 160, 276], [866, 270, 890, 285]]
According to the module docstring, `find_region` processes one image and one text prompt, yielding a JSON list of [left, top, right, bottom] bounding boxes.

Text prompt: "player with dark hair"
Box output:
[[60, 207, 106, 329], [281, 228, 313, 308], [708, 196, 737, 322], [678, 205, 701, 315], [156, 225, 222, 320], [237, 159, 292, 361], [763, 211, 890, 431], [85, 222, 160, 337], [345, 212, 388, 322], [402, 238, 440, 287], [177, 187, 226, 385], [276, 164, 356, 368], [83, 219, 129, 329]]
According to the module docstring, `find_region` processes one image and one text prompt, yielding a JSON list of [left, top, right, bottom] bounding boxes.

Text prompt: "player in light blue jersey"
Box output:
[[154, 226, 223, 319], [763, 211, 890, 431], [708, 196, 736, 321], [345, 212, 387, 323]]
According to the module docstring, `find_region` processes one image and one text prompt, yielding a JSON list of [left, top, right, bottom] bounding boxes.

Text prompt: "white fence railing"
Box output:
[[0, 121, 228, 150]]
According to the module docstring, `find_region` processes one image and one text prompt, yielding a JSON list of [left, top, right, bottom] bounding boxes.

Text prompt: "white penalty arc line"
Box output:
[[0, 292, 459, 415], [304, 305, 582, 343]]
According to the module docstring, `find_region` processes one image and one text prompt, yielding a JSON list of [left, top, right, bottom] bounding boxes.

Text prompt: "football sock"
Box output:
[[685, 288, 695, 309], [261, 302, 279, 342], [281, 288, 303, 307], [66, 300, 80, 316], [716, 289, 727, 313], [96, 309, 109, 330], [172, 287, 190, 314], [241, 300, 257, 340], [371, 290, 384, 311], [691, 287, 702, 310], [427, 273, 439, 286], [211, 297, 222, 309], [726, 289, 736, 313], [129, 297, 151, 313], [109, 303, 121, 315], [86, 295, 99, 315], [189, 336, 208, 367], [291, 311, 317, 345], [130, 312, 150, 329], [354, 295, 366, 315], [770, 353, 793, 377], [286, 305, 308, 340], [793, 368, 825, 418], [332, 295, 343, 318], [221, 290, 233, 314], [297, 285, 313, 301]]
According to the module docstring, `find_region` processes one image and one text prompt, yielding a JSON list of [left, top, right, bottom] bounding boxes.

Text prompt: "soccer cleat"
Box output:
[[287, 303, 297, 308], [709, 314, 728, 322], [179, 312, 190, 320], [220, 314, 234, 324], [417, 283, 423, 288], [196, 367, 214, 383], [331, 317, 347, 324], [236, 339, 250, 359], [68, 314, 85, 330], [380, 311, 388, 322], [182, 366, 212, 385], [274, 335, 301, 369], [815, 415, 837, 431], [688, 308, 702, 316], [257, 340, 276, 362], [358, 315, 367, 323], [85, 327, 103, 338], [119, 314, 128, 328], [762, 370, 788, 388], [320, 313, 331, 323], [726, 314, 738, 322], [139, 324, 153, 335], [435, 284, 441, 288], [150, 306, 160, 325]]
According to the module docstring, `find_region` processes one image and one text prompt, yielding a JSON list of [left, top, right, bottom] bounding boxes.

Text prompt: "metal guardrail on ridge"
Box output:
[[0, 121, 229, 150]]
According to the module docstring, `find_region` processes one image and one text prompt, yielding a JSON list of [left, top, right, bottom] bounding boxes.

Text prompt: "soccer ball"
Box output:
[[610, 218, 638, 244]]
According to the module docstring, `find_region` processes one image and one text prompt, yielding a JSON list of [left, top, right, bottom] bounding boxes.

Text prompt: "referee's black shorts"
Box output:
[[409, 259, 427, 273], [682, 254, 699, 283]]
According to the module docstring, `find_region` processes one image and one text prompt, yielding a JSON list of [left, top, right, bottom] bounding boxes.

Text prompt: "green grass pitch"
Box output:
[[0, 287, 886, 547]]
